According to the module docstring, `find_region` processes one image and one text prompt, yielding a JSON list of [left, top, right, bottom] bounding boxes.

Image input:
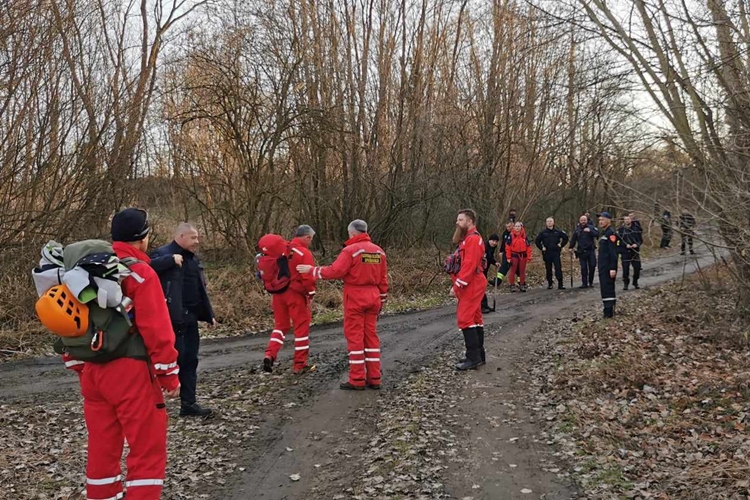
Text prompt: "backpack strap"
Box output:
[[119, 257, 145, 283]]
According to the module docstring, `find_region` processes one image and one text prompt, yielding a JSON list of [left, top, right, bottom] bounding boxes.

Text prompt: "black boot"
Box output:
[[633, 281, 639, 289], [558, 282, 566, 290], [477, 327, 486, 366], [547, 282, 553, 289], [180, 402, 214, 418], [456, 328, 481, 371], [603, 306, 615, 319], [623, 280, 629, 291]]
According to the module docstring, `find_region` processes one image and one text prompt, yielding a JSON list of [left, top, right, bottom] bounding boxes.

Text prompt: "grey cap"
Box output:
[[347, 219, 368, 234]]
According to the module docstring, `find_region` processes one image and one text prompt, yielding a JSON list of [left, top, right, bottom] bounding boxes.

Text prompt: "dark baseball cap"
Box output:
[[111, 208, 150, 242], [597, 211, 613, 219]]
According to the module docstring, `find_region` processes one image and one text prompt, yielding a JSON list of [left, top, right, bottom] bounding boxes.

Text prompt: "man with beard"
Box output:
[[617, 215, 642, 290], [569, 215, 599, 288], [445, 209, 488, 370]]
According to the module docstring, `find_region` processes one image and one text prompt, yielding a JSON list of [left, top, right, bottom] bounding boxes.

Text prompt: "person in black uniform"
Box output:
[[495, 221, 514, 285], [151, 223, 216, 417], [660, 210, 672, 248], [481, 233, 500, 313], [679, 210, 696, 255], [508, 209, 517, 223], [535, 217, 569, 289], [617, 214, 642, 290], [597, 212, 620, 318], [569, 215, 599, 288]]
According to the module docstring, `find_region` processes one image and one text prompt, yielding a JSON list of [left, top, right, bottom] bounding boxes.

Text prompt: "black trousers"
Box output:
[[660, 227, 672, 248], [544, 252, 563, 285], [175, 312, 200, 405], [599, 270, 616, 317], [681, 230, 694, 252], [497, 254, 510, 279], [578, 250, 596, 286], [621, 252, 641, 286]]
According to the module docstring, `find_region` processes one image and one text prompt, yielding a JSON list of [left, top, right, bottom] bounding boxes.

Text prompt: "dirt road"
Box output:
[[0, 242, 719, 499]]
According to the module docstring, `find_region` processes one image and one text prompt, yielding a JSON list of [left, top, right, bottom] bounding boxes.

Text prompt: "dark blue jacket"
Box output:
[[535, 227, 569, 254], [150, 241, 214, 326], [598, 226, 620, 272], [570, 224, 599, 253]]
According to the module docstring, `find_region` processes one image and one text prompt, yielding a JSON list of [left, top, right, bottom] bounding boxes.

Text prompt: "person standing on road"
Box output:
[[679, 210, 696, 255], [72, 208, 180, 500], [262, 225, 317, 374], [495, 222, 514, 285], [617, 214, 642, 290], [505, 221, 533, 292], [597, 212, 620, 318], [535, 217, 569, 290], [481, 233, 500, 313], [151, 223, 216, 418], [660, 210, 673, 248], [569, 215, 599, 288], [296, 220, 388, 390], [444, 209, 488, 370]]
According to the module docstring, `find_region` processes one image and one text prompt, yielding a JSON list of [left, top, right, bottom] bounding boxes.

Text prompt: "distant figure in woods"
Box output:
[[679, 210, 696, 255], [660, 210, 672, 249]]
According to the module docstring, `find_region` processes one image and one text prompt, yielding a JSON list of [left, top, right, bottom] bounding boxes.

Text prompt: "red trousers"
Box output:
[[507, 254, 527, 285], [265, 291, 311, 369], [343, 286, 381, 387], [455, 276, 486, 330], [80, 358, 168, 500]]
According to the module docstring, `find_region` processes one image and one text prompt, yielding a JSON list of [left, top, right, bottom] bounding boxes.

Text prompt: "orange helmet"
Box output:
[[35, 284, 89, 337]]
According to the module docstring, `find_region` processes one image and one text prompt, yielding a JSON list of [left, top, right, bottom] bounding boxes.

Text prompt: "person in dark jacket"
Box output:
[[660, 210, 672, 248], [481, 234, 500, 313], [679, 210, 696, 255], [496, 222, 514, 285], [151, 223, 216, 417], [508, 209, 517, 223], [628, 212, 643, 233], [535, 217, 569, 289], [597, 212, 620, 318], [617, 214, 642, 290], [569, 215, 599, 288]]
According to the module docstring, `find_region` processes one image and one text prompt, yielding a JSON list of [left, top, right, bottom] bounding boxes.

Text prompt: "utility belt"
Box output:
[[511, 252, 526, 258], [575, 247, 594, 257]]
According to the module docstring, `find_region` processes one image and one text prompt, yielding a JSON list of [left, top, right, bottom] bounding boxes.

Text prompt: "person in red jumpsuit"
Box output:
[[448, 209, 488, 371], [505, 221, 533, 292], [262, 225, 317, 374], [296, 220, 388, 390], [62, 208, 180, 500]]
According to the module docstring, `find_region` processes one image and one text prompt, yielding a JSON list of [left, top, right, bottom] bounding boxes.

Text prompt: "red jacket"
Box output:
[[450, 230, 485, 289], [288, 237, 316, 298], [110, 244, 181, 390], [312, 234, 388, 300], [505, 229, 533, 262]]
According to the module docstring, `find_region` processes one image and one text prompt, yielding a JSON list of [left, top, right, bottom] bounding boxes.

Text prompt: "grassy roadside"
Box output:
[[530, 266, 750, 498]]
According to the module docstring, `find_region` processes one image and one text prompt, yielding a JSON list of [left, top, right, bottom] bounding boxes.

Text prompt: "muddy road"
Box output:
[[0, 242, 720, 499]]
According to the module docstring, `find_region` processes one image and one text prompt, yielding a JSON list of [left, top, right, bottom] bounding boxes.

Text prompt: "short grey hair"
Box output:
[[175, 222, 197, 236], [295, 225, 315, 237], [347, 219, 368, 234]]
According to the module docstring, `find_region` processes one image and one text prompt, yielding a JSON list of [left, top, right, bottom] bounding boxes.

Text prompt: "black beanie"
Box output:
[[489, 233, 500, 241], [111, 208, 150, 242]]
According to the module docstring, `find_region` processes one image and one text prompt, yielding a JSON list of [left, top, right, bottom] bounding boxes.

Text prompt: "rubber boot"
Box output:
[[477, 327, 486, 366], [603, 305, 615, 318], [456, 328, 481, 371]]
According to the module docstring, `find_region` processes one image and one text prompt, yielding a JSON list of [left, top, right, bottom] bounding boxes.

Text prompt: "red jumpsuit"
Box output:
[[311, 234, 388, 387], [264, 237, 317, 370], [505, 229, 532, 285], [450, 231, 487, 330], [63, 242, 179, 500]]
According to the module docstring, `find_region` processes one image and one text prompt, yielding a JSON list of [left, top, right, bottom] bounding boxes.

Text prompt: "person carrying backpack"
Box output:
[[38, 208, 180, 500], [505, 222, 533, 292], [296, 220, 388, 390], [260, 225, 317, 374]]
